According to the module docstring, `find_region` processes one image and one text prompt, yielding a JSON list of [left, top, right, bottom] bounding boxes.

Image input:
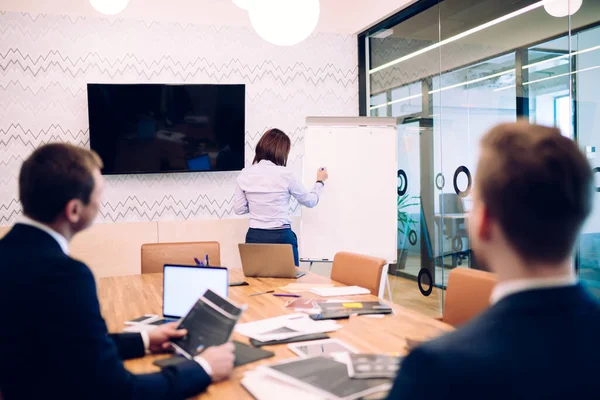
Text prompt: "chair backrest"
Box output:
[[439, 193, 466, 236], [440, 193, 465, 214], [443, 267, 497, 327], [330, 252, 387, 296], [141, 241, 221, 274]]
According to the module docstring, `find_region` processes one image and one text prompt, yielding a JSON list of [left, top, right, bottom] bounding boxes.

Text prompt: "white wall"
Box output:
[[0, 0, 425, 277], [0, 0, 416, 34], [0, 9, 357, 225]]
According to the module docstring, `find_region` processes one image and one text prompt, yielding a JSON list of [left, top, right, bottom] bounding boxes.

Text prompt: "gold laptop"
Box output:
[[238, 244, 306, 279]]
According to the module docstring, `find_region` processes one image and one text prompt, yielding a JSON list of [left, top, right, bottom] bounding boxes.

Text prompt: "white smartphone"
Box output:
[[124, 314, 159, 326], [287, 338, 359, 358]]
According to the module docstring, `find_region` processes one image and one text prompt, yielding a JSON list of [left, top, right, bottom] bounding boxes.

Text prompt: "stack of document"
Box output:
[[235, 313, 342, 342], [242, 356, 392, 400], [341, 353, 403, 379], [284, 298, 325, 314], [242, 370, 323, 400], [313, 301, 393, 320]]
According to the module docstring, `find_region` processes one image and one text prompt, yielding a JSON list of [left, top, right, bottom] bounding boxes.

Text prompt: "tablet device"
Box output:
[[170, 289, 245, 358], [154, 341, 274, 369], [287, 338, 358, 358]]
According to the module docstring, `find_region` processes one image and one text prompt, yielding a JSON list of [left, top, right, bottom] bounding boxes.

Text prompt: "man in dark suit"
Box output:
[[0, 143, 235, 399], [388, 122, 600, 399]]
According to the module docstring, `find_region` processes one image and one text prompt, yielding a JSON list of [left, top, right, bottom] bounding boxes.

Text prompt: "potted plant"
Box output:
[[389, 193, 419, 275]]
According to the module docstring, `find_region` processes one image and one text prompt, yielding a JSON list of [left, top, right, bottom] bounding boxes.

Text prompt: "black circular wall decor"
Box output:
[[397, 169, 408, 196], [453, 166, 472, 198], [408, 230, 418, 246], [593, 167, 600, 193], [435, 173, 445, 190], [452, 236, 463, 252], [417, 268, 433, 297]]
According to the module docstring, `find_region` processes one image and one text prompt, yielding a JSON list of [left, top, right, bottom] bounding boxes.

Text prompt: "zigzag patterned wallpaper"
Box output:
[[0, 11, 358, 224]]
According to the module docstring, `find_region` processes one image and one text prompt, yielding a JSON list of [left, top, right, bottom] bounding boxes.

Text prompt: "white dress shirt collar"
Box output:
[[18, 216, 70, 255], [490, 273, 578, 304], [258, 159, 275, 166]]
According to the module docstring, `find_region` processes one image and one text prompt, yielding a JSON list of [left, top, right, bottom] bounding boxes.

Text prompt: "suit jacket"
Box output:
[[0, 224, 211, 399], [387, 284, 600, 400]]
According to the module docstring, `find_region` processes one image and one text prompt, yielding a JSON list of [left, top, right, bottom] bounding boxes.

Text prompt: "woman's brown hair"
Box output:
[[253, 128, 291, 166]]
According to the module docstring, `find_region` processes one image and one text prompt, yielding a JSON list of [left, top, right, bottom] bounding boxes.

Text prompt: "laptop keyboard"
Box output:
[[295, 270, 307, 279]]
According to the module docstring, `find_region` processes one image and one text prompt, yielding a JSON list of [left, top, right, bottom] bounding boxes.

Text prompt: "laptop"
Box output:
[[125, 264, 229, 328], [238, 243, 306, 279]]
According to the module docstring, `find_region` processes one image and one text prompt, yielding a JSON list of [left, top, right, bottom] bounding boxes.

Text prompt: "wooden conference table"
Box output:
[[97, 269, 452, 399]]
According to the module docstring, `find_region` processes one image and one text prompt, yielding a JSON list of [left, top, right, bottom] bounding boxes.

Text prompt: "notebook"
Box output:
[[311, 301, 393, 320]]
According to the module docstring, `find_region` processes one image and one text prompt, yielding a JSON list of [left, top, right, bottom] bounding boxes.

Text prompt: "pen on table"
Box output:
[[193, 257, 204, 266], [205, 254, 209, 267], [249, 290, 275, 297], [273, 293, 301, 298]]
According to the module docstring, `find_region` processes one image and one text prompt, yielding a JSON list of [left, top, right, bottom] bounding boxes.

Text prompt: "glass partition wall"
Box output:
[[360, 0, 600, 310]]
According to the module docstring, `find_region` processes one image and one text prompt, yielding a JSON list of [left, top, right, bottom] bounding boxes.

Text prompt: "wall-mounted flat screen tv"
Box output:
[[87, 83, 245, 174]]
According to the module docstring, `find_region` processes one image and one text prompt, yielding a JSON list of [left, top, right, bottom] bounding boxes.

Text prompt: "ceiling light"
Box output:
[[526, 64, 600, 85], [89, 0, 130, 15], [233, 0, 252, 10], [372, 29, 394, 39], [544, 0, 583, 17], [494, 64, 600, 91], [370, 1, 546, 75], [234, 0, 320, 46], [371, 69, 515, 109]]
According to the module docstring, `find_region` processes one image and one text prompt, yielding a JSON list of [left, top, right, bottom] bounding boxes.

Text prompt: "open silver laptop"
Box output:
[[238, 244, 306, 279], [125, 264, 229, 329]]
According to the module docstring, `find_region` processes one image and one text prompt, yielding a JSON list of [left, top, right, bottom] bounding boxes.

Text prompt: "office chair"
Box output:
[[141, 241, 221, 274], [439, 193, 469, 266], [331, 252, 387, 297], [438, 268, 497, 327]]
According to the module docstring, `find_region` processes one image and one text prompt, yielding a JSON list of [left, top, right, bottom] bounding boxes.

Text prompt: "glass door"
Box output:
[[574, 25, 600, 298]]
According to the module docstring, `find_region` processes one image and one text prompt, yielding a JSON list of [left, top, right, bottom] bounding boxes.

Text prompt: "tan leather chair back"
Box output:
[[141, 242, 221, 274], [443, 268, 497, 327], [331, 252, 387, 296]]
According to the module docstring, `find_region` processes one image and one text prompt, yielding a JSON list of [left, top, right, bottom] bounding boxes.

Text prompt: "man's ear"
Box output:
[[64, 199, 82, 224], [478, 204, 494, 242]]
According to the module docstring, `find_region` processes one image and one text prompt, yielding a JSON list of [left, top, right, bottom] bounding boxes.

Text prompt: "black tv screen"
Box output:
[[87, 83, 245, 174]]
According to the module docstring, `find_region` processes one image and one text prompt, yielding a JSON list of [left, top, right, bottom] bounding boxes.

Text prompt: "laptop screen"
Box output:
[[163, 265, 229, 318]]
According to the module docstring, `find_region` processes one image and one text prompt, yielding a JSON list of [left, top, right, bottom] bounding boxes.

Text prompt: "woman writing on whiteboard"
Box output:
[[234, 128, 328, 266]]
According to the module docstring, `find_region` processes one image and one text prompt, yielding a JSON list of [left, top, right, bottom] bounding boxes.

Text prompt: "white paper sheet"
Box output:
[[310, 286, 370, 297], [235, 313, 342, 342]]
